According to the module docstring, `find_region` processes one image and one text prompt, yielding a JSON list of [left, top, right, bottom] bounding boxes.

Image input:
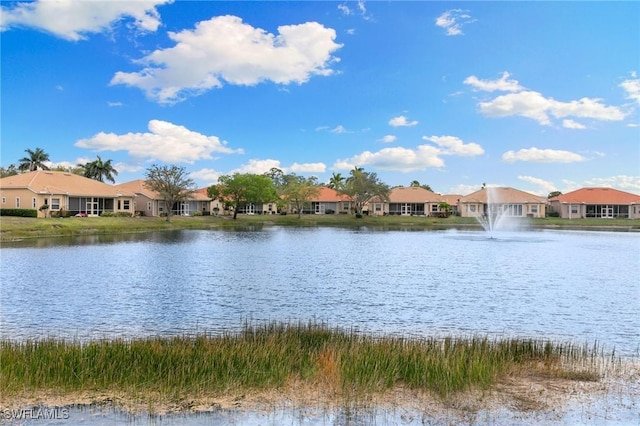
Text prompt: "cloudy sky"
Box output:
[[1, 1, 638, 195]]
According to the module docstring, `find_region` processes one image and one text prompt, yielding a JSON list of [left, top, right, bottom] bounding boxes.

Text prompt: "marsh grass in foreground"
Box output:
[[0, 323, 612, 409]]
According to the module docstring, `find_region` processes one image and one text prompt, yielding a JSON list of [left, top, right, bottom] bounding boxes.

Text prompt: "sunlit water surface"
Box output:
[[1, 227, 639, 424]]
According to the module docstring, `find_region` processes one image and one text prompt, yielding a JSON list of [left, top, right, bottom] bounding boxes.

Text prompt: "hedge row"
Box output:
[[0, 209, 37, 218]]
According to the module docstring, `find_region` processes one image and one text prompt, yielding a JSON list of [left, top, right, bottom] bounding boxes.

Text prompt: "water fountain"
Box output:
[[474, 187, 526, 236]]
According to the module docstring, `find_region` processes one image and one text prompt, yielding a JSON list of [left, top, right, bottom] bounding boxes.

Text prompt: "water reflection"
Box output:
[[1, 228, 639, 357]]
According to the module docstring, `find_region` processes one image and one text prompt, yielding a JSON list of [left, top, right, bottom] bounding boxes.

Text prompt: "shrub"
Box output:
[[355, 213, 363, 219], [0, 209, 37, 218], [546, 211, 560, 218]]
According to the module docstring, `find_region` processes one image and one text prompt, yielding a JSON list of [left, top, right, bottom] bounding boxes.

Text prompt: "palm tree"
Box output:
[[82, 156, 118, 183], [18, 147, 50, 172], [327, 172, 344, 189]]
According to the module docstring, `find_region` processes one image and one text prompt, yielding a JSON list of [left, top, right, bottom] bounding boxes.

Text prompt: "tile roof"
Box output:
[[311, 186, 352, 202], [550, 187, 640, 204], [459, 187, 546, 204], [115, 180, 210, 201], [388, 186, 439, 203], [0, 171, 134, 197]]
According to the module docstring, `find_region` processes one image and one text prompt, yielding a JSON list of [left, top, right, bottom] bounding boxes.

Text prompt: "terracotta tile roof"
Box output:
[[550, 187, 640, 204], [0, 171, 133, 197], [439, 194, 462, 205], [459, 187, 546, 204], [388, 186, 439, 203], [115, 180, 209, 201], [311, 186, 351, 202]]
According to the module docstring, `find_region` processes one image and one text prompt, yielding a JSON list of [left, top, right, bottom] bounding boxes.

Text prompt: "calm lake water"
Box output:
[[1, 227, 638, 356], [2, 227, 640, 425]]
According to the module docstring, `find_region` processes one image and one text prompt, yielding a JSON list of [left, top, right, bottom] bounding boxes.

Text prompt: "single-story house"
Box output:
[[0, 170, 135, 217], [368, 186, 459, 216], [458, 187, 547, 218], [302, 186, 353, 214], [115, 180, 211, 216], [548, 187, 640, 219]]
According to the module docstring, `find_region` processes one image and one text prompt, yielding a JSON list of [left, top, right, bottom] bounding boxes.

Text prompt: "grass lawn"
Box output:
[[1, 214, 638, 242]]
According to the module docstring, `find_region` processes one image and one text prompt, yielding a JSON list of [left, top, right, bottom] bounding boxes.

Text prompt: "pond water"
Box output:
[[1, 227, 639, 424]]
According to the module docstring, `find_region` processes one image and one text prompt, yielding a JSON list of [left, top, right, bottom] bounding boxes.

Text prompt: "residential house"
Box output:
[[368, 186, 457, 216], [115, 180, 211, 216], [548, 187, 640, 219], [302, 186, 352, 214], [458, 187, 546, 218], [0, 170, 135, 217]]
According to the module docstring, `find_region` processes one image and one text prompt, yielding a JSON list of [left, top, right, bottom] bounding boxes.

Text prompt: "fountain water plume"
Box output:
[[475, 187, 526, 235]]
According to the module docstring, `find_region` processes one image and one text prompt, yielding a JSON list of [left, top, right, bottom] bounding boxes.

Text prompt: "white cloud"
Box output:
[[584, 175, 640, 192], [478, 90, 626, 125], [226, 159, 324, 175], [110, 15, 342, 104], [107, 101, 123, 107], [502, 147, 586, 163], [435, 9, 475, 36], [189, 168, 223, 185], [517, 175, 557, 196], [289, 162, 326, 173], [562, 119, 586, 129], [331, 125, 350, 134], [337, 4, 352, 15], [333, 145, 445, 172], [448, 184, 483, 196], [379, 135, 397, 143], [114, 162, 144, 174], [422, 135, 484, 156], [229, 159, 282, 175], [75, 120, 243, 163], [0, 0, 170, 41], [463, 72, 523, 92], [389, 115, 418, 127], [620, 75, 640, 103]]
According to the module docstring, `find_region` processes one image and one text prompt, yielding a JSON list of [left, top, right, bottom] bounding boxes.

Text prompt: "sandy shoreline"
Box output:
[[3, 361, 638, 423]]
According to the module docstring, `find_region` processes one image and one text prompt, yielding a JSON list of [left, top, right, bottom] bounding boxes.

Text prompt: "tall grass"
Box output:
[[0, 322, 607, 405]]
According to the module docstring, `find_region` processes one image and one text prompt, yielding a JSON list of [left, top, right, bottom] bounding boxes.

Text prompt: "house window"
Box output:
[[32, 198, 36, 208], [117, 200, 121, 210], [375, 203, 382, 211], [469, 205, 476, 213], [147, 202, 152, 211], [343, 204, 349, 210], [571, 206, 578, 214], [2, 197, 5, 204], [51, 198, 60, 210], [530, 205, 538, 213], [15, 197, 20, 208], [431, 204, 439, 212], [123, 200, 130, 210]]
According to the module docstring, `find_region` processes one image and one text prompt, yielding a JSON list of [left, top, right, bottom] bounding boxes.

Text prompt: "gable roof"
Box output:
[[310, 186, 352, 202], [388, 186, 439, 203], [115, 180, 209, 201], [459, 187, 546, 204], [550, 187, 640, 204], [0, 171, 133, 198]]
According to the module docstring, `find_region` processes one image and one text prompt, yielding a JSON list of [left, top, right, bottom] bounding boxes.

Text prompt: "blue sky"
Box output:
[[1, 1, 639, 196]]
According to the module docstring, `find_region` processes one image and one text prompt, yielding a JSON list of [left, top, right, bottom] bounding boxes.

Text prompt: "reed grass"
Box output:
[[0, 322, 610, 406]]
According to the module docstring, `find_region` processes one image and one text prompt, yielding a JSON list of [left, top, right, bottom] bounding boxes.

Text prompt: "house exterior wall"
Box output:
[[0, 187, 134, 217]]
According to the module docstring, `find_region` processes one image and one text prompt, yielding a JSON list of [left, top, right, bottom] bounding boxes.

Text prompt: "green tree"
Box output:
[[81, 156, 119, 183], [281, 174, 320, 218], [0, 164, 19, 177], [18, 147, 50, 172], [410, 180, 433, 192], [548, 191, 562, 199], [327, 172, 345, 190], [338, 167, 390, 216], [216, 173, 278, 219], [145, 164, 196, 222]]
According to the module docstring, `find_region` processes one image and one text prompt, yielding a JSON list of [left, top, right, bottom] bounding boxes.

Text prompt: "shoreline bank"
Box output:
[[1, 215, 638, 242]]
